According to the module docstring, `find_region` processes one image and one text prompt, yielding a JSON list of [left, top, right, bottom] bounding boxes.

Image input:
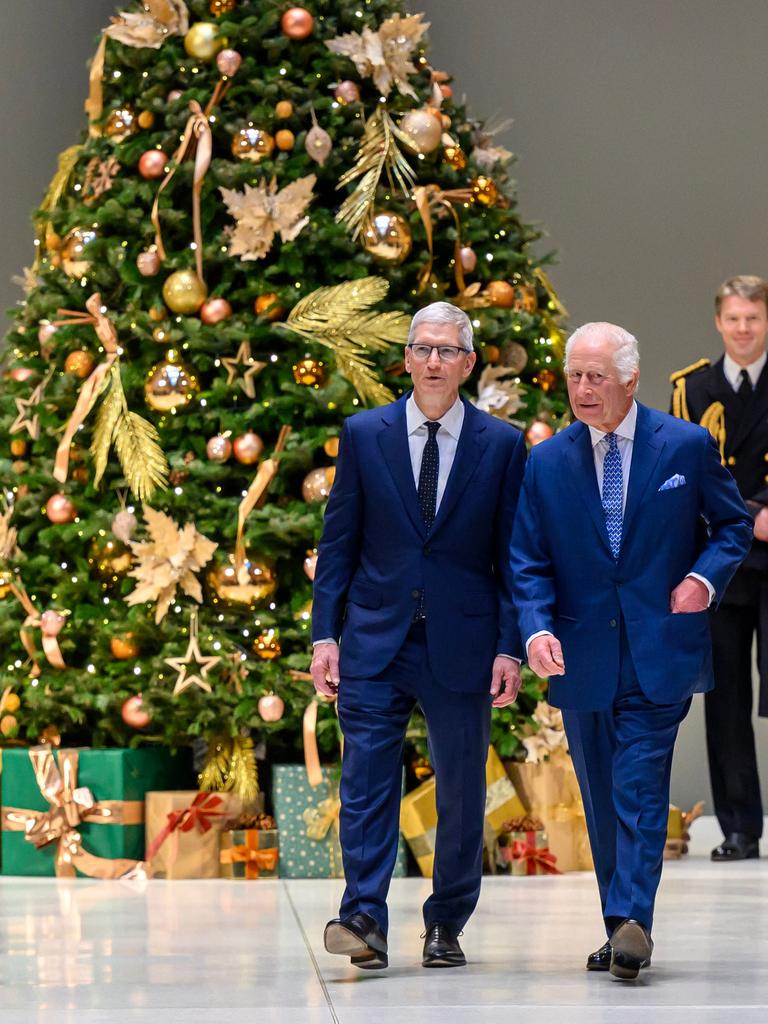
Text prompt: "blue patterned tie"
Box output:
[[417, 421, 441, 530], [602, 432, 623, 559]]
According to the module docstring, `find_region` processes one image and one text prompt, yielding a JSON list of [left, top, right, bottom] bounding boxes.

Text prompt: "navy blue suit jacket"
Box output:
[[312, 393, 527, 693], [510, 402, 753, 710]]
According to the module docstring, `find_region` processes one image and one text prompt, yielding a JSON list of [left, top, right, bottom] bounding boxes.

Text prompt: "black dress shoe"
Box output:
[[324, 912, 388, 969], [422, 923, 466, 968], [711, 832, 760, 861], [609, 919, 654, 981], [587, 939, 650, 972]]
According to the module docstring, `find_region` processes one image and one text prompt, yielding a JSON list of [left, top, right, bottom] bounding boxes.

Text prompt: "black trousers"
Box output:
[[706, 568, 766, 839]]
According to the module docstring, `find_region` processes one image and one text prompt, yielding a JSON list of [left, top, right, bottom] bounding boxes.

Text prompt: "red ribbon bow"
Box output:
[[506, 837, 561, 875], [145, 792, 226, 862]]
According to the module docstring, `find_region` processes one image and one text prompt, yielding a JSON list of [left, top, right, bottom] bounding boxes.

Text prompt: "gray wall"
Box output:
[[4, 1, 768, 813]]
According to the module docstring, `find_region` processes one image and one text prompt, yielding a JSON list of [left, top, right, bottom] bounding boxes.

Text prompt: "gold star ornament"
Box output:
[[221, 340, 266, 399], [165, 609, 221, 695]]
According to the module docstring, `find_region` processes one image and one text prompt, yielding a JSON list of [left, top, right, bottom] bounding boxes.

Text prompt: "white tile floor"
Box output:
[[1, 855, 768, 1023]]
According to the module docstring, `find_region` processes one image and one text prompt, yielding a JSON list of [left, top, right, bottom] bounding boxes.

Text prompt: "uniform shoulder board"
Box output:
[[669, 358, 711, 384]]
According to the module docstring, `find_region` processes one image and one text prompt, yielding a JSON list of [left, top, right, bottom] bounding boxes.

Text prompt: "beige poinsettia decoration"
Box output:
[[0, 500, 19, 562], [522, 701, 568, 764], [220, 175, 316, 261], [473, 366, 525, 424], [325, 13, 429, 99], [105, 0, 189, 49], [125, 506, 217, 624]]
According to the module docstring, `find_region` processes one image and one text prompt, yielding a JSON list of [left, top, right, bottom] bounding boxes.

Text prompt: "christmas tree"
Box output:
[[0, 0, 568, 792]]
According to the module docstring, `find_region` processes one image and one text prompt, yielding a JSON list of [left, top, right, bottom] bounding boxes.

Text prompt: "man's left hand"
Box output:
[[490, 657, 522, 707], [670, 576, 709, 613], [754, 507, 768, 542]]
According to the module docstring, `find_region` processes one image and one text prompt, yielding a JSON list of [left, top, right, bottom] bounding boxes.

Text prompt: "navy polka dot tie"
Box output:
[[602, 432, 623, 559], [418, 421, 441, 530]]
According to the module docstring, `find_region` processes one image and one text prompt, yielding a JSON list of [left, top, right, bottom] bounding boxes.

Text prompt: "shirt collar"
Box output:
[[406, 393, 465, 439], [588, 400, 638, 448], [723, 351, 766, 390]]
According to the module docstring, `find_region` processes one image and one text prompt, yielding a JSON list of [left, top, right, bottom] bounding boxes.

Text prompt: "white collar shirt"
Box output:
[[723, 352, 766, 391], [406, 393, 465, 512], [587, 400, 638, 510]]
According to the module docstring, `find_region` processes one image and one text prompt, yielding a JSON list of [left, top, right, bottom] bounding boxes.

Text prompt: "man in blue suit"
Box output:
[[311, 302, 526, 970], [511, 322, 752, 980]]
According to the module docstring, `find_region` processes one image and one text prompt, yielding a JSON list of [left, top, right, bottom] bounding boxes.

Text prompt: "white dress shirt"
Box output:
[[406, 393, 464, 512], [723, 351, 766, 391]]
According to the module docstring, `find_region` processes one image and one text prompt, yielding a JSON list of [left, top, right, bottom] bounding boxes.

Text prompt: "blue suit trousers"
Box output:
[[337, 622, 491, 935], [563, 626, 691, 936]]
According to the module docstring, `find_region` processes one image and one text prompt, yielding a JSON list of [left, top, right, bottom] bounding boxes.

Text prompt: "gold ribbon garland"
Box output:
[[234, 425, 291, 574], [413, 184, 473, 294]]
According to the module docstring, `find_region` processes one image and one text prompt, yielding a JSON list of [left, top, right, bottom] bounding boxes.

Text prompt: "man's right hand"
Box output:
[[528, 634, 566, 678], [310, 642, 340, 698]]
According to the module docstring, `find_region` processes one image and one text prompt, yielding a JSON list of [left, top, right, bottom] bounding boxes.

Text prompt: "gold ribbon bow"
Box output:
[[52, 293, 120, 485], [303, 797, 341, 841], [1, 746, 144, 878], [8, 582, 67, 677], [235, 425, 291, 574], [151, 100, 213, 285], [413, 184, 473, 294]]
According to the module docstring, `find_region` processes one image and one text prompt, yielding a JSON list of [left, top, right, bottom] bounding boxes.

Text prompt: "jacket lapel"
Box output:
[[565, 421, 613, 557], [377, 394, 427, 539], [430, 399, 488, 536], [620, 402, 665, 545], [727, 359, 768, 455]]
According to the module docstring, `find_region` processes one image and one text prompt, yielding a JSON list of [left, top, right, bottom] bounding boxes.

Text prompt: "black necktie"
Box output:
[[738, 368, 753, 403], [417, 421, 441, 530]]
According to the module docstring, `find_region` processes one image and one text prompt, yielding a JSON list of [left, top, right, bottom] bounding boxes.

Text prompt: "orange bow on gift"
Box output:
[[220, 842, 278, 880]]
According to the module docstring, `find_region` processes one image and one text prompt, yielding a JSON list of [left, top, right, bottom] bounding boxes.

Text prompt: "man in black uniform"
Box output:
[[670, 275, 768, 861]]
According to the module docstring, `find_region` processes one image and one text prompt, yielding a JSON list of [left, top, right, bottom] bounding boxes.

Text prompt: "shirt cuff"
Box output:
[[686, 573, 715, 606], [525, 630, 554, 658], [496, 653, 521, 663], [312, 638, 338, 647]]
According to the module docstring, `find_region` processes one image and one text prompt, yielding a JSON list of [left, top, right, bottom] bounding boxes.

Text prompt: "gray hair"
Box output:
[[564, 322, 639, 384], [408, 302, 474, 351]]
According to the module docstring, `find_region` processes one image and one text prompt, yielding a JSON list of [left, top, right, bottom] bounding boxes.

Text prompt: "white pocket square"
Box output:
[[659, 474, 686, 491]]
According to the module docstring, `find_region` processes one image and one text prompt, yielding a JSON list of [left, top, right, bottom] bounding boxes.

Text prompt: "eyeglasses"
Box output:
[[407, 344, 471, 363]]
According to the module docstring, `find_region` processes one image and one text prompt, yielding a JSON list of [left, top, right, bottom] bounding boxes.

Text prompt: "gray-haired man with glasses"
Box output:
[[311, 301, 527, 970]]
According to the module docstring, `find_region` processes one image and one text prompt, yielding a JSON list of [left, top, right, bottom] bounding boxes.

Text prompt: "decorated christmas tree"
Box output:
[[0, 0, 568, 793]]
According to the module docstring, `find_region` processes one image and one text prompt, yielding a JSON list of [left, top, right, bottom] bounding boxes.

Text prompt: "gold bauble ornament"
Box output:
[[253, 629, 281, 660], [0, 715, 18, 737], [111, 633, 140, 660], [162, 269, 207, 314], [485, 281, 515, 308], [323, 437, 340, 458], [60, 227, 98, 278], [144, 349, 200, 412], [64, 350, 95, 378], [276, 100, 294, 119], [292, 357, 325, 387], [303, 548, 318, 581], [10, 439, 27, 457], [483, 345, 501, 364], [231, 125, 275, 162], [137, 110, 155, 129], [443, 144, 467, 170], [210, 0, 236, 13], [513, 283, 538, 314], [254, 292, 285, 320], [275, 129, 295, 151], [148, 305, 167, 322], [208, 554, 277, 607], [362, 212, 412, 264], [0, 570, 13, 599], [525, 421, 555, 446], [302, 466, 336, 502], [293, 597, 313, 622], [105, 107, 136, 142], [257, 692, 285, 721], [232, 431, 264, 464], [471, 175, 499, 207], [152, 326, 170, 344], [399, 108, 443, 154], [1, 692, 20, 713], [121, 694, 151, 729], [88, 537, 132, 584], [184, 22, 225, 60], [536, 368, 558, 393]]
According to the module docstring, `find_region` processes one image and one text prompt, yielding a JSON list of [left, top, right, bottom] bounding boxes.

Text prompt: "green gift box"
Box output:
[[272, 764, 408, 879], [1, 746, 193, 877]]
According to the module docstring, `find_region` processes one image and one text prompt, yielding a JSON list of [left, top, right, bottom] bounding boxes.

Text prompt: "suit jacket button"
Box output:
[[411, 589, 421, 599], [727, 455, 736, 466], [609, 618, 617, 628]]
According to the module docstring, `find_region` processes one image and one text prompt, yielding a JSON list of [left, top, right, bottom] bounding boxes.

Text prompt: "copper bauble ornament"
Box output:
[[60, 227, 98, 277], [275, 100, 294, 119], [232, 431, 264, 465], [485, 281, 515, 308], [513, 283, 538, 314], [399, 108, 443, 154], [216, 48, 242, 77], [71, 466, 88, 483], [45, 493, 76, 524], [7, 366, 36, 382], [200, 297, 232, 324], [0, 715, 18, 738], [501, 341, 528, 372], [471, 175, 499, 207], [536, 368, 557, 393], [362, 212, 412, 264], [292, 357, 325, 387], [443, 144, 466, 170], [459, 246, 477, 273], [148, 305, 167, 322], [281, 7, 314, 38], [525, 421, 555, 446], [206, 433, 232, 462], [162, 269, 207, 314], [1, 692, 20, 713], [302, 466, 336, 502], [335, 80, 361, 104], [253, 629, 281, 660], [231, 125, 275, 162], [258, 693, 285, 721], [323, 437, 340, 458], [144, 350, 199, 412], [275, 129, 295, 151], [484, 345, 501, 364], [208, 554, 277, 607], [88, 537, 132, 583], [210, 0, 236, 13], [111, 633, 140, 660], [305, 123, 332, 165], [184, 22, 224, 60], [10, 438, 27, 457], [254, 292, 284, 320], [105, 107, 136, 142], [303, 549, 318, 581], [121, 694, 151, 729], [138, 149, 167, 180], [167, 89, 183, 103], [64, 350, 95, 378], [439, 83, 453, 99], [137, 250, 161, 277], [137, 110, 155, 129]]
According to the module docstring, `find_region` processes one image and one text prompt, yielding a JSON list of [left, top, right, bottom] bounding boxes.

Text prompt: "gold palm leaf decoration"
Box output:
[[336, 107, 416, 239], [279, 276, 410, 406], [199, 734, 259, 804]]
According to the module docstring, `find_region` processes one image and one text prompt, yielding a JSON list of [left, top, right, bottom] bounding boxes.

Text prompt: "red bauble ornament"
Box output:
[[122, 695, 151, 729], [216, 48, 242, 77], [200, 297, 232, 325], [281, 6, 313, 38], [258, 693, 285, 722], [525, 421, 555, 446], [335, 80, 360, 104], [45, 493, 76, 524], [138, 149, 167, 180], [233, 431, 264, 465]]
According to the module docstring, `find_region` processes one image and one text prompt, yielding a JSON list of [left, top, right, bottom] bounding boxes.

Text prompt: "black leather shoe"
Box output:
[[324, 912, 388, 970], [711, 833, 760, 861], [422, 923, 466, 968], [609, 919, 654, 980], [587, 939, 650, 972]]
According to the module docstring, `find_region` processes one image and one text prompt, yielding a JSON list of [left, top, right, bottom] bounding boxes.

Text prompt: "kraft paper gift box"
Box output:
[[145, 790, 240, 879], [219, 828, 279, 879], [498, 816, 560, 876], [1, 746, 192, 877]]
